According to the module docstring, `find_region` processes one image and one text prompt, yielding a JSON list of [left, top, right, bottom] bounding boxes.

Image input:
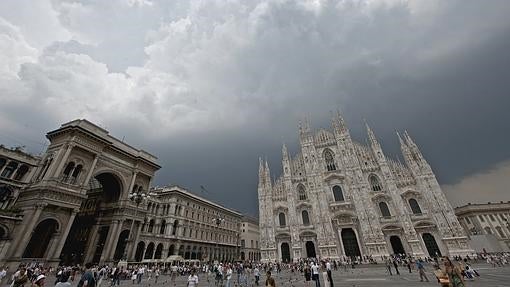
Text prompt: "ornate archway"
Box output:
[[341, 228, 361, 258], [390, 235, 405, 255], [305, 241, 316, 258], [422, 233, 441, 257], [23, 219, 59, 258], [281, 242, 291, 262]]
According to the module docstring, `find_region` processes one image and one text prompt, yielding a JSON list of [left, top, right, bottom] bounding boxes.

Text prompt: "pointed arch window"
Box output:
[[324, 149, 337, 171], [160, 220, 166, 234], [297, 185, 307, 200], [302, 210, 310, 226], [278, 212, 286, 227], [148, 219, 155, 233], [332, 185, 344, 202], [379, 202, 391, 217], [172, 220, 179, 236], [369, 174, 383, 192], [409, 198, 422, 214], [62, 162, 75, 181]]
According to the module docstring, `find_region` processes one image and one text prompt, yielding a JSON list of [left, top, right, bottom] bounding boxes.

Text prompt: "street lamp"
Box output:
[[212, 217, 224, 262], [121, 190, 153, 261]]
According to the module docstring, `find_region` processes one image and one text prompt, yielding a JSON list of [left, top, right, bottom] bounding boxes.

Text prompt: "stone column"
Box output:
[[100, 220, 120, 263], [13, 203, 46, 257], [83, 155, 99, 187], [128, 222, 143, 261], [107, 220, 125, 260], [51, 209, 79, 259], [84, 224, 100, 263], [127, 171, 138, 194]]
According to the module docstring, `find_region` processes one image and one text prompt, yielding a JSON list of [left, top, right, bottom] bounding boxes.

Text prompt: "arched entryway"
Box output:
[[113, 230, 130, 261], [281, 242, 291, 263], [305, 241, 316, 258], [135, 242, 145, 262], [422, 233, 442, 257], [389, 235, 405, 255], [60, 172, 123, 265], [168, 244, 175, 257], [341, 228, 361, 258], [145, 242, 155, 259], [154, 243, 163, 259], [23, 219, 59, 258]]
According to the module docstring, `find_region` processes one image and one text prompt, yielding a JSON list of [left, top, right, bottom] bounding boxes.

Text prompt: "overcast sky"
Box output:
[[1, 0, 509, 217]]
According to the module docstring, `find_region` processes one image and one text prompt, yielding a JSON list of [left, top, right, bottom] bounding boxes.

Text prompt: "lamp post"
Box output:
[[212, 217, 224, 262], [122, 190, 152, 262]]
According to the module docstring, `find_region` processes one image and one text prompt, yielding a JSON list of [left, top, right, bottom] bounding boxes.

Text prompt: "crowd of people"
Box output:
[[0, 252, 509, 287]]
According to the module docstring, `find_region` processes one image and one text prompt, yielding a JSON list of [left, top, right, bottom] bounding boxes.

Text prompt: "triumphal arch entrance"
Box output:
[[4, 120, 160, 268]]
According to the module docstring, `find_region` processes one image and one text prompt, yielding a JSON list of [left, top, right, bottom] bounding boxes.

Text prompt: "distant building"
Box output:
[[455, 202, 510, 252], [0, 119, 244, 269], [258, 113, 472, 262], [240, 216, 260, 261]]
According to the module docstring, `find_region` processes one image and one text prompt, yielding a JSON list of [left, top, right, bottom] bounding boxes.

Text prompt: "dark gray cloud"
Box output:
[[1, 0, 509, 217]]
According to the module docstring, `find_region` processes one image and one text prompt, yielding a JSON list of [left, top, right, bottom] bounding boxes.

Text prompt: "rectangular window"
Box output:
[[479, 215, 485, 222], [465, 217, 471, 224]]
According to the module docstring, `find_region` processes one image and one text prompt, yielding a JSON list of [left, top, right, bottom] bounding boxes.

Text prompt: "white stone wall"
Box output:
[[258, 114, 473, 262]]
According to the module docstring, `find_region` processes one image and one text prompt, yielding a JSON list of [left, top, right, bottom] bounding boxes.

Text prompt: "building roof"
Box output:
[[454, 201, 510, 216]]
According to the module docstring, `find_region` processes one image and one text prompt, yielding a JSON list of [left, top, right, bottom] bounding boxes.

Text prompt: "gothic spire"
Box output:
[[332, 109, 348, 135], [282, 143, 289, 160], [364, 119, 380, 147]]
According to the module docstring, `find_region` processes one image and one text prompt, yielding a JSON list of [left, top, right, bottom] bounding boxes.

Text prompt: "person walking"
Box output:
[[416, 259, 429, 282], [386, 260, 392, 276], [264, 271, 276, 287], [444, 257, 465, 287], [303, 265, 311, 287], [393, 260, 400, 275], [225, 265, 233, 287], [254, 266, 260, 286], [187, 270, 199, 287], [12, 266, 29, 287], [77, 263, 96, 287], [325, 260, 334, 287], [311, 262, 321, 287]]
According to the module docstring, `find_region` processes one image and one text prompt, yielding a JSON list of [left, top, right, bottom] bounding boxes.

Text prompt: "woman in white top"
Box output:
[[187, 270, 199, 287]]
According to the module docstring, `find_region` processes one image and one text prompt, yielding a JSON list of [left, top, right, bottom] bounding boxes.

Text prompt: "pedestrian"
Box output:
[[444, 257, 465, 287], [406, 260, 412, 273], [225, 265, 233, 287], [311, 262, 321, 287], [77, 263, 96, 287], [154, 268, 159, 284], [254, 266, 260, 286], [416, 259, 429, 282], [55, 271, 72, 287], [130, 270, 137, 284], [11, 266, 29, 287], [187, 270, 199, 287], [303, 264, 311, 287], [386, 260, 392, 276], [33, 274, 46, 287], [264, 271, 276, 287], [325, 260, 334, 287], [393, 260, 400, 275]]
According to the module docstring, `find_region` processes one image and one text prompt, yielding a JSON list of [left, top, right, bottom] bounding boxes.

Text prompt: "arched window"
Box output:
[[332, 185, 344, 202], [71, 164, 82, 183], [148, 219, 155, 233], [14, 165, 29, 181], [369, 175, 383, 192], [278, 213, 286, 227], [324, 149, 336, 171], [409, 198, 422, 214], [1, 161, 18, 178], [302, 210, 310, 226], [62, 162, 75, 180], [379, 202, 391, 217], [297, 185, 307, 200], [0, 158, 6, 170], [160, 220, 166, 234]]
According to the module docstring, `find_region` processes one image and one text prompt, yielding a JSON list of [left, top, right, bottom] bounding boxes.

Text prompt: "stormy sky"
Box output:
[[1, 0, 509, 217]]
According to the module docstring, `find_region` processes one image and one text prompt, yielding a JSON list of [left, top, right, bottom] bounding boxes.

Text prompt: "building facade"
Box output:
[[258, 113, 472, 263], [0, 119, 244, 268], [240, 216, 260, 261], [137, 185, 242, 263], [455, 202, 510, 252]]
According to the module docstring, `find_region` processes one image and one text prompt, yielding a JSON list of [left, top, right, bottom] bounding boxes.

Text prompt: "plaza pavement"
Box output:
[[46, 263, 510, 287]]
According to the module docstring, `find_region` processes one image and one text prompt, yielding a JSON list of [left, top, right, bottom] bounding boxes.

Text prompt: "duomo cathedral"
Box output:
[[258, 112, 473, 262]]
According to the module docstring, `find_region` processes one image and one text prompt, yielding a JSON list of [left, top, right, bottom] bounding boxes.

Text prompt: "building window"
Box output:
[[324, 149, 337, 171], [465, 217, 471, 224], [1, 161, 18, 178], [479, 215, 485, 222], [500, 214, 506, 221], [297, 185, 307, 200], [302, 210, 310, 226], [241, 239, 245, 247], [148, 219, 155, 233], [332, 185, 344, 202], [379, 202, 391, 217], [484, 227, 492, 235], [278, 213, 286, 227], [409, 198, 422, 214], [489, 214, 496, 221], [369, 175, 383, 192]]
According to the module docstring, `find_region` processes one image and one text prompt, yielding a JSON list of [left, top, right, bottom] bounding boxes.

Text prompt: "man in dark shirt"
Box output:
[[78, 263, 96, 287]]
